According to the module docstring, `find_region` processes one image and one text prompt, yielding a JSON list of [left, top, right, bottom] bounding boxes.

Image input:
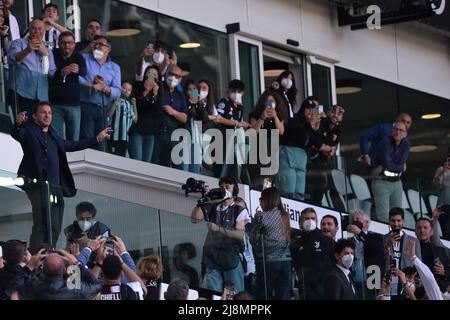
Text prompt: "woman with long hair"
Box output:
[[273, 70, 298, 119], [128, 65, 161, 163], [275, 97, 321, 200], [249, 187, 292, 300]]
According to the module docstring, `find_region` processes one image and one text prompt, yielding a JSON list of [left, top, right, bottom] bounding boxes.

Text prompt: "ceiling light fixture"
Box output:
[[410, 144, 438, 152], [107, 20, 141, 37], [421, 113, 441, 120], [179, 43, 201, 49], [264, 61, 289, 78], [336, 79, 362, 94]]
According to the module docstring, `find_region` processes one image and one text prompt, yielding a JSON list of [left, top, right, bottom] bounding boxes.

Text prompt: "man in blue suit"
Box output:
[[11, 101, 112, 250]]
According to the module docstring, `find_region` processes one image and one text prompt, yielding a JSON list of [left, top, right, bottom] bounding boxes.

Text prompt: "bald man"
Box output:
[[360, 113, 412, 168], [155, 64, 188, 168], [7, 18, 56, 115], [17, 252, 102, 300]]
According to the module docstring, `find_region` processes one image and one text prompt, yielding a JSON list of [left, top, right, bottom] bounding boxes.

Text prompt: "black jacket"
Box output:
[[290, 228, 335, 299], [64, 220, 111, 241], [324, 265, 357, 300], [11, 122, 98, 197], [18, 277, 102, 300], [356, 231, 386, 275]]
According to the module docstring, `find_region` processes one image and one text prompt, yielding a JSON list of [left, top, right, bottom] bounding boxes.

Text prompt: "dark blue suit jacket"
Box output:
[[11, 121, 98, 197]]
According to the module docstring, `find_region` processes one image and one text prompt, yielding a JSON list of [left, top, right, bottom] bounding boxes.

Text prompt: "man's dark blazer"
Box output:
[[419, 242, 450, 292], [358, 231, 386, 275], [324, 265, 357, 300], [11, 121, 98, 197]]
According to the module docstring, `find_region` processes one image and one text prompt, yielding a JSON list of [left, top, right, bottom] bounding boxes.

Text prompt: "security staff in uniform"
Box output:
[[290, 207, 335, 300]]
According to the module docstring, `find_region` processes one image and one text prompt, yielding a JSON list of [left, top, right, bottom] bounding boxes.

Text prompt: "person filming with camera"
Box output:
[[190, 176, 250, 294]]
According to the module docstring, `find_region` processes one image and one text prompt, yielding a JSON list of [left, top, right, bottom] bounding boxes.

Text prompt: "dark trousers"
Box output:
[[108, 140, 128, 157], [308, 158, 330, 205], [26, 184, 65, 251], [7, 90, 38, 116], [155, 126, 178, 168], [256, 260, 292, 300], [80, 103, 107, 151]]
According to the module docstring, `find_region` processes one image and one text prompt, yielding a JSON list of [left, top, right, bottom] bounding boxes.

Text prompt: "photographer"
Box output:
[[190, 176, 250, 294]]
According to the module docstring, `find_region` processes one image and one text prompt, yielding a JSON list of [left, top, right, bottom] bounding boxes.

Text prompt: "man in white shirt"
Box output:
[[2, 0, 20, 40]]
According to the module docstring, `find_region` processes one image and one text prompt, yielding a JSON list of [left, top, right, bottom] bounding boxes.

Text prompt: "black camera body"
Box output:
[[182, 178, 206, 197], [197, 187, 226, 206], [182, 178, 226, 208]]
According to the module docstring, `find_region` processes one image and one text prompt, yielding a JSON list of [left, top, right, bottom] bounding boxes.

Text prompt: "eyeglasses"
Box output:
[[393, 127, 406, 132], [94, 42, 110, 48]]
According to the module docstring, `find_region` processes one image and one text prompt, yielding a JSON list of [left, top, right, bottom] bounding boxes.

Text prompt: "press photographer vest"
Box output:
[[202, 204, 245, 270]]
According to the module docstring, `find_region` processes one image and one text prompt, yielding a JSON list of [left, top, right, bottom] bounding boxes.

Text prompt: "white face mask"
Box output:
[[281, 78, 293, 89], [166, 76, 179, 88], [153, 52, 165, 65], [93, 49, 104, 61], [78, 220, 96, 232], [199, 90, 209, 100], [341, 254, 354, 269], [303, 219, 317, 232], [230, 92, 242, 104], [405, 282, 416, 292], [224, 190, 233, 200]]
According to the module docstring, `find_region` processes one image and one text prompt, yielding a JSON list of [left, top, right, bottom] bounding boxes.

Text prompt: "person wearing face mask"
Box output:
[[275, 98, 322, 201], [324, 239, 357, 300], [135, 40, 174, 82], [215, 79, 250, 179], [64, 201, 110, 249], [271, 70, 297, 118], [49, 31, 86, 141], [153, 64, 188, 168], [191, 176, 250, 294], [106, 81, 137, 157], [128, 66, 161, 164], [290, 207, 335, 300], [308, 105, 344, 206], [79, 35, 121, 152], [248, 89, 288, 187]]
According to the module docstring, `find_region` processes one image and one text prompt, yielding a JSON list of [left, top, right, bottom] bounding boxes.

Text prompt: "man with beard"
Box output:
[[308, 105, 344, 205]]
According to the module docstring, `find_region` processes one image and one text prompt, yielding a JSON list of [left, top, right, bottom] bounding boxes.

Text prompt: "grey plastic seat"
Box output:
[[407, 189, 428, 217], [402, 190, 416, 230], [350, 174, 371, 201]]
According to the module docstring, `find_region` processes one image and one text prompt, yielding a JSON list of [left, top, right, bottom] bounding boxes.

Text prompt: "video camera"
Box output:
[[182, 178, 227, 207]]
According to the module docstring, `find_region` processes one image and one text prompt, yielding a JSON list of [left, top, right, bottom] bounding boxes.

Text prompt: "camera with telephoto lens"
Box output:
[[182, 178, 206, 196], [182, 178, 226, 206]]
